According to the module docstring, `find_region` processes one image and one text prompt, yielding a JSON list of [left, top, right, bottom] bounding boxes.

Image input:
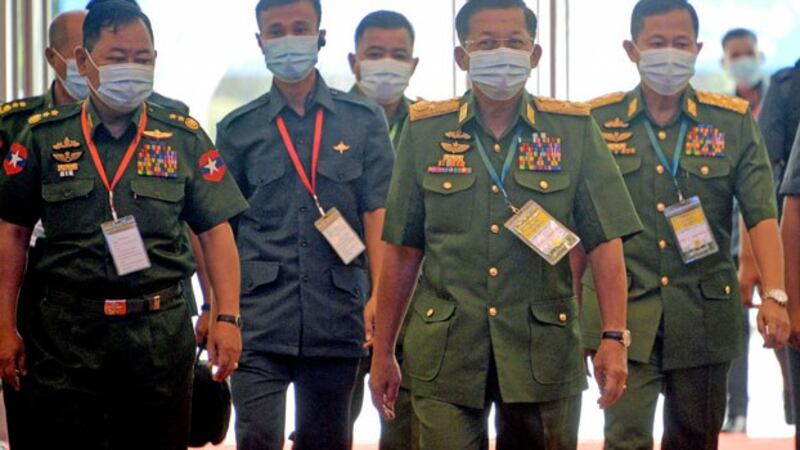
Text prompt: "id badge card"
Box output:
[[101, 215, 152, 276], [663, 196, 719, 264], [504, 200, 581, 266], [314, 207, 366, 265]]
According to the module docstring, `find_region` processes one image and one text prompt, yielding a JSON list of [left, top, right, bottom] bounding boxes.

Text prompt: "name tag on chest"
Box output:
[[101, 215, 152, 276], [504, 200, 580, 266], [314, 207, 366, 265], [664, 196, 718, 264]]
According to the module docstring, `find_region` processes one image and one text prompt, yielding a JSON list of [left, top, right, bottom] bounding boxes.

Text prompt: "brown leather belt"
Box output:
[[45, 284, 183, 316]]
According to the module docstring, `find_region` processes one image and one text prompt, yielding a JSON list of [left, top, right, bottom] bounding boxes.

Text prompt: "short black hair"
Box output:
[[255, 0, 322, 27], [83, 0, 153, 51], [455, 0, 538, 44], [631, 0, 699, 41], [355, 10, 415, 47], [722, 28, 757, 49], [85, 0, 139, 9]]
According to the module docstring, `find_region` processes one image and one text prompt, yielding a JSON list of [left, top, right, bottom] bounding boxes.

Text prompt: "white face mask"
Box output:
[[87, 53, 154, 113], [727, 56, 762, 88], [357, 58, 413, 106], [262, 34, 319, 83], [53, 50, 90, 100], [468, 47, 532, 101], [637, 47, 697, 96]]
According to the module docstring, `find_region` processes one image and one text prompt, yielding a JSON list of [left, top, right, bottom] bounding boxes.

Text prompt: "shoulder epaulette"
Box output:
[[27, 103, 80, 127], [217, 94, 270, 130], [409, 98, 460, 122], [147, 103, 204, 133], [696, 91, 749, 115], [534, 97, 591, 117], [0, 97, 43, 119], [587, 92, 626, 110]]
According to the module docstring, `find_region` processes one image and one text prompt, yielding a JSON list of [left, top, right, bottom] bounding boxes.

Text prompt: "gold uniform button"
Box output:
[[490, 224, 501, 234], [539, 180, 549, 190], [724, 285, 732, 295], [443, 181, 453, 190], [426, 308, 435, 318], [658, 130, 667, 140], [661, 276, 670, 286], [559, 313, 568, 323], [700, 166, 710, 176], [657, 203, 666, 213], [493, 143, 501, 153], [658, 240, 667, 250], [488, 307, 498, 317], [656, 164, 665, 174], [492, 184, 500, 194], [489, 267, 499, 277]]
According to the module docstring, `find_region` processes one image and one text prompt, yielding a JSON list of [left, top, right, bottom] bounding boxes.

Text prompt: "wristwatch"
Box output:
[[764, 289, 789, 307], [216, 314, 243, 328], [602, 330, 632, 348]]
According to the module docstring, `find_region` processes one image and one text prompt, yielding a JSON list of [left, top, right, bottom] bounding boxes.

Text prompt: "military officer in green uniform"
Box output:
[[347, 10, 420, 450], [579, 1, 790, 449], [369, 1, 642, 448], [0, 3, 248, 449]]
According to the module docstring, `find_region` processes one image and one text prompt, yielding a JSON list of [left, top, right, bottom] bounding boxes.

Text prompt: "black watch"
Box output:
[[602, 330, 631, 348], [216, 314, 242, 328]]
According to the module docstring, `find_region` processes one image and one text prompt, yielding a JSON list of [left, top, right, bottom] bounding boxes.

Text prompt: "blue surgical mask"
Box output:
[[728, 56, 762, 88], [468, 47, 532, 101], [638, 48, 697, 96], [262, 35, 319, 83], [357, 58, 413, 106], [87, 53, 154, 113], [53, 50, 90, 100]]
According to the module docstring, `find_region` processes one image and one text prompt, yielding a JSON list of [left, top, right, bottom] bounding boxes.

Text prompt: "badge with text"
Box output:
[[504, 200, 580, 265], [101, 215, 152, 276], [663, 196, 718, 264], [314, 207, 366, 265]]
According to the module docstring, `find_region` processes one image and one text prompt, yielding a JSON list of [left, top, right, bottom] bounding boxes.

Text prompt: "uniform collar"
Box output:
[[85, 98, 145, 137], [43, 84, 57, 109], [348, 84, 412, 125], [265, 70, 336, 122], [626, 84, 700, 124], [457, 90, 538, 131]]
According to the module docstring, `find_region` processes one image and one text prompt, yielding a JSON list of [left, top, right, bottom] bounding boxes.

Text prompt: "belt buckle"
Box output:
[[104, 299, 128, 316], [149, 295, 161, 311]]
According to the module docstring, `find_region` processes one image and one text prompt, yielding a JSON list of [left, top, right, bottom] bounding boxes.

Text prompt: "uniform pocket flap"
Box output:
[[131, 178, 185, 203], [530, 299, 575, 327], [513, 171, 570, 193], [246, 161, 285, 186], [241, 261, 280, 294], [42, 179, 94, 202], [413, 292, 456, 323], [330, 266, 368, 298], [680, 158, 731, 179], [699, 272, 733, 300], [318, 161, 364, 183], [422, 173, 476, 195], [615, 155, 642, 175]]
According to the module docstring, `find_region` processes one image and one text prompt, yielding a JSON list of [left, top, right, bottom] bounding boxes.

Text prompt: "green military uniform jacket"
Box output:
[[0, 90, 55, 157], [581, 85, 778, 371], [348, 85, 411, 148], [0, 99, 248, 298], [383, 91, 642, 409]]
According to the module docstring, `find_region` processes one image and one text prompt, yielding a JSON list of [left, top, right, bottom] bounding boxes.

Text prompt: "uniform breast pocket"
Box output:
[[317, 160, 363, 218], [130, 178, 185, 235], [246, 162, 287, 219], [41, 179, 99, 236], [529, 298, 583, 385], [614, 154, 642, 177], [422, 173, 476, 234], [680, 158, 732, 199], [513, 171, 572, 218]]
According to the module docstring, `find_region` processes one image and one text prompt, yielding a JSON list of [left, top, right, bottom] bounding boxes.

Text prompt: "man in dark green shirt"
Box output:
[[0, 3, 247, 449], [370, 1, 641, 448]]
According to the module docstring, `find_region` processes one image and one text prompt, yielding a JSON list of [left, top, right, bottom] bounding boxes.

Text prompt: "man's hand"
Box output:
[[363, 296, 377, 349], [738, 260, 761, 307], [195, 309, 211, 345], [369, 352, 401, 421], [757, 300, 790, 348], [207, 321, 241, 382], [592, 339, 628, 409], [0, 327, 25, 391]]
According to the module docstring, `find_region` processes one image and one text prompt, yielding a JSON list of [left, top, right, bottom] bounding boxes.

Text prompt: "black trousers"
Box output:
[[231, 352, 360, 450]]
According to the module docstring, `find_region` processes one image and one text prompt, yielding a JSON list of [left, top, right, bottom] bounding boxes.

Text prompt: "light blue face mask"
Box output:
[[262, 34, 319, 83], [728, 56, 762, 88], [53, 50, 90, 100], [87, 53, 154, 113], [468, 47, 532, 101]]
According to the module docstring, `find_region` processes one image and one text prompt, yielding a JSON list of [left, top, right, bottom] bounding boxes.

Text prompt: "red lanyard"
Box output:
[[80, 101, 148, 221], [276, 107, 326, 216]]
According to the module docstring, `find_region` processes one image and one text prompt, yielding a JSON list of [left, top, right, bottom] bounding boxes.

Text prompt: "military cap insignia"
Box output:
[[533, 97, 590, 116], [696, 91, 749, 115], [444, 130, 472, 141], [518, 133, 562, 172], [52, 137, 81, 151], [604, 117, 629, 129], [333, 140, 350, 154], [199, 149, 226, 183], [685, 125, 725, 158], [3, 143, 28, 176], [409, 98, 460, 122], [440, 141, 471, 154], [142, 129, 174, 141]]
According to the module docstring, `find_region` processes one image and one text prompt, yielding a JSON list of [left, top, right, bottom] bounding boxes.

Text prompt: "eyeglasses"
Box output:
[[464, 38, 534, 52]]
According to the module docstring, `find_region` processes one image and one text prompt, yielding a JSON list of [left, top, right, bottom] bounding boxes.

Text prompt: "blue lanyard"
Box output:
[[474, 130, 522, 212], [645, 119, 689, 202]]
